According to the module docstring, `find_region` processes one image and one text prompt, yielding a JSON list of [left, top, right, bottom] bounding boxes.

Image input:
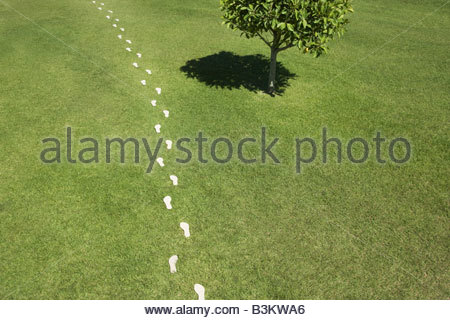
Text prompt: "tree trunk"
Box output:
[[267, 48, 278, 95]]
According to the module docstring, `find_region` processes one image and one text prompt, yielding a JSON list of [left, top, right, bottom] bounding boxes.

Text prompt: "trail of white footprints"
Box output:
[[91, 1, 205, 300]]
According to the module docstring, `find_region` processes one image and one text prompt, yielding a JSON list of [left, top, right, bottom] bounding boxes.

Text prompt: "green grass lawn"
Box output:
[[0, 0, 449, 299]]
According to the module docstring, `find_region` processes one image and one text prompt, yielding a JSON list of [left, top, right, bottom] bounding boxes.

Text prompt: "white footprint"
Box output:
[[163, 196, 172, 210], [163, 110, 169, 118], [137, 53, 142, 58], [156, 88, 161, 95], [126, 47, 132, 52], [154, 124, 161, 133], [194, 284, 205, 300], [146, 69, 152, 75], [117, 34, 122, 39], [165, 140, 172, 150], [132, 62, 138, 68], [141, 80, 146, 85], [170, 175, 178, 186], [169, 255, 178, 273], [180, 222, 190, 237], [151, 100, 157, 107], [126, 39, 132, 44], [112, 24, 117, 28], [106, 15, 110, 19], [156, 157, 164, 167], [120, 27, 125, 32]]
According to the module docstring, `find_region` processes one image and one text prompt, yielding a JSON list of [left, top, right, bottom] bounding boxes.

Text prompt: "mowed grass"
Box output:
[[0, 0, 449, 299]]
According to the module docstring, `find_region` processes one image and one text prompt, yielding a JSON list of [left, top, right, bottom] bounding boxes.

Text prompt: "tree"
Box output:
[[220, 0, 353, 94]]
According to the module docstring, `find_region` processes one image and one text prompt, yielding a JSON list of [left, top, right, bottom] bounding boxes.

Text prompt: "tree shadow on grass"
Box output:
[[180, 51, 296, 95]]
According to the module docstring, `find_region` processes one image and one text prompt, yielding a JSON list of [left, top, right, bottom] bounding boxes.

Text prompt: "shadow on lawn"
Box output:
[[180, 51, 296, 95]]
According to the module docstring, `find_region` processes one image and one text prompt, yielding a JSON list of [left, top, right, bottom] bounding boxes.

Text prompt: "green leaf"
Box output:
[[277, 22, 286, 30]]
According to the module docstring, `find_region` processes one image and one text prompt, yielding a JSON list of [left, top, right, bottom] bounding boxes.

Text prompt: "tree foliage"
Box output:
[[220, 0, 353, 57]]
